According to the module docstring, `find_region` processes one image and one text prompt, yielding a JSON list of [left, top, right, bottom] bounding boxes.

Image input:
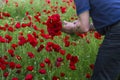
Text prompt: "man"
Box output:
[[62, 0, 120, 80]]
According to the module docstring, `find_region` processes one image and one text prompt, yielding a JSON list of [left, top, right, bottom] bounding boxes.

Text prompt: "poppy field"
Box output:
[[0, 0, 103, 80]]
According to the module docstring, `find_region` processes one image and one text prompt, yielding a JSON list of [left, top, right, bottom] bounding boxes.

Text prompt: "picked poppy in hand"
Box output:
[[46, 14, 62, 37]]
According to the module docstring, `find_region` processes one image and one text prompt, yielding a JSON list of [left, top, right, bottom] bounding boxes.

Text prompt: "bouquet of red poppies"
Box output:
[[46, 14, 62, 37]]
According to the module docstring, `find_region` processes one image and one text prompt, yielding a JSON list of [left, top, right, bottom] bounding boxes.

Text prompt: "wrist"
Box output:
[[73, 20, 81, 33], [89, 23, 95, 30]]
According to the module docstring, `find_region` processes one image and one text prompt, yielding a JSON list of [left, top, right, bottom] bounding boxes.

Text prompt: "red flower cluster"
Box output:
[[89, 64, 94, 70], [18, 35, 27, 46], [34, 12, 41, 23], [15, 22, 21, 29], [8, 49, 15, 57], [46, 14, 62, 37], [60, 6, 67, 14], [63, 35, 70, 47], [0, 57, 8, 70], [9, 61, 16, 69], [86, 73, 91, 78], [66, 54, 79, 70], [37, 44, 44, 52], [2, 12, 10, 17], [27, 65, 34, 71], [0, 34, 12, 43], [0, 0, 102, 79], [27, 52, 35, 58], [45, 0, 51, 4], [45, 42, 61, 52], [94, 32, 102, 39], [27, 34, 38, 47], [25, 74, 33, 80], [39, 68, 46, 74]]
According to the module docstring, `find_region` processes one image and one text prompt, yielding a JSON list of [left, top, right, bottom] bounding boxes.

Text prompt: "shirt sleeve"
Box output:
[[74, 0, 90, 16]]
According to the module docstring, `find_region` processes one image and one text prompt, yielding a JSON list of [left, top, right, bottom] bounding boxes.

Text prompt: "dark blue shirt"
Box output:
[[74, 0, 120, 35]]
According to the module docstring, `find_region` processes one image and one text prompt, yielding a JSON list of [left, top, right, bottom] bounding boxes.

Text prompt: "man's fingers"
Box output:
[[73, 20, 78, 24], [63, 21, 69, 25], [63, 21, 68, 23]]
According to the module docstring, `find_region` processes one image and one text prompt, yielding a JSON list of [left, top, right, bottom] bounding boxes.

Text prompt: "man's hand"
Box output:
[[61, 21, 76, 34], [61, 20, 85, 34], [61, 20, 95, 34]]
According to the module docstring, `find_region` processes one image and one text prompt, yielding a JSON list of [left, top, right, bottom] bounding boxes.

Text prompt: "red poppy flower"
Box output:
[[8, 49, 15, 57], [52, 76, 60, 80], [12, 77, 19, 80], [37, 44, 44, 52], [52, 43, 61, 52], [0, 26, 6, 31], [3, 12, 10, 17], [3, 56, 8, 60], [5, 0, 9, 4], [46, 0, 51, 4], [64, 40, 70, 47], [0, 65, 6, 70], [9, 62, 16, 69], [15, 22, 21, 29], [3, 72, 9, 78], [21, 23, 28, 27], [46, 14, 62, 37], [59, 49, 66, 55], [44, 58, 51, 65], [40, 33, 52, 39], [32, 25, 39, 31], [16, 70, 21, 74], [94, 32, 102, 39], [45, 42, 53, 52], [39, 68, 46, 74], [66, 53, 72, 60], [40, 62, 45, 68], [18, 35, 27, 46], [27, 66, 34, 71], [76, 32, 87, 38], [32, 31, 38, 38], [86, 73, 91, 78], [0, 36, 6, 43], [60, 6, 67, 14], [25, 74, 33, 80], [57, 57, 63, 62], [11, 43, 18, 50], [40, 39, 44, 42], [55, 61, 61, 67], [16, 64, 22, 69], [30, 0, 33, 4], [25, 11, 29, 16], [27, 52, 35, 58], [14, 2, 18, 7], [27, 34, 38, 47], [70, 56, 79, 64], [69, 64, 76, 70], [4, 23, 9, 28], [27, 15, 32, 21], [60, 72, 65, 77], [34, 15, 41, 23], [5, 34, 12, 43], [8, 26, 14, 32], [89, 64, 94, 70], [16, 55, 22, 60]]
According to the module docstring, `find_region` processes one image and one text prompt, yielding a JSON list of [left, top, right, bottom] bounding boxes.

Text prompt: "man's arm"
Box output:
[[61, 0, 95, 34], [62, 11, 95, 34], [73, 10, 90, 33]]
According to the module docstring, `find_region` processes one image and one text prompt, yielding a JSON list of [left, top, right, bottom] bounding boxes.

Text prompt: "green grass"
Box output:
[[0, 0, 103, 80]]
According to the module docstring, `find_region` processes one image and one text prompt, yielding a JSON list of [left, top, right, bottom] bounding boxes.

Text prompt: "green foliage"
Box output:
[[0, 0, 103, 80]]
